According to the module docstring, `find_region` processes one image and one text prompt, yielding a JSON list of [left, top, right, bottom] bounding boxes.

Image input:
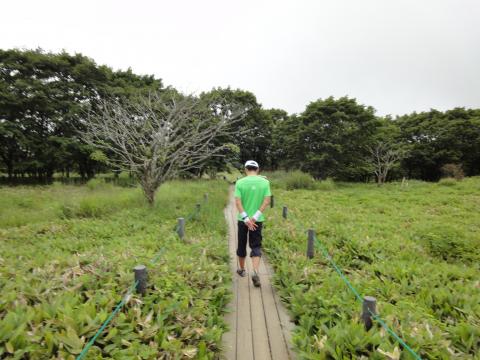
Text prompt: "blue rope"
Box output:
[[172, 198, 207, 232], [77, 195, 208, 358], [370, 311, 422, 360], [312, 234, 364, 303], [150, 247, 166, 264], [76, 280, 138, 360], [284, 206, 422, 360]]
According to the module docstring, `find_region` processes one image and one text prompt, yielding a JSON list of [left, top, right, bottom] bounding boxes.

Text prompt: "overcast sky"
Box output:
[[2, 0, 480, 116]]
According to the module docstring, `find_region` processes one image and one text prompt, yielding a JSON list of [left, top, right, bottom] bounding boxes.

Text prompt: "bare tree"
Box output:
[[367, 141, 403, 185], [81, 92, 247, 204]]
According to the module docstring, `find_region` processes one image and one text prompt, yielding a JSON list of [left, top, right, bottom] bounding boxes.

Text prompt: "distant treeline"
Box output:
[[1, 49, 479, 182]]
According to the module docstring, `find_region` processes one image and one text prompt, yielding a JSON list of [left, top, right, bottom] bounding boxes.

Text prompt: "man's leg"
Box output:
[[249, 222, 263, 287], [251, 256, 260, 273], [238, 256, 246, 270], [236, 221, 248, 276]]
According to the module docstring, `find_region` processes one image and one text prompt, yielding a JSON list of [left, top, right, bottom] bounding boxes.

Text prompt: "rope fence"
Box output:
[[76, 280, 138, 359], [76, 194, 209, 360], [279, 203, 422, 360], [75, 188, 421, 359]]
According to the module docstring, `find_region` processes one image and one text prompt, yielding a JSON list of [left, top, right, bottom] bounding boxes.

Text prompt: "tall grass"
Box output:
[[0, 180, 229, 228], [1, 181, 144, 228], [437, 177, 458, 187], [264, 170, 335, 191]]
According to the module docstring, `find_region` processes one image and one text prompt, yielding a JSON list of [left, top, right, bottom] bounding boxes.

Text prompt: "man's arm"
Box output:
[[258, 196, 271, 213], [235, 197, 246, 214], [251, 196, 270, 223], [252, 180, 272, 222], [235, 197, 258, 230], [233, 183, 246, 218]]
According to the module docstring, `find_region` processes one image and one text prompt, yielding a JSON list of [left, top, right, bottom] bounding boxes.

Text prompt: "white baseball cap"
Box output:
[[244, 160, 259, 168]]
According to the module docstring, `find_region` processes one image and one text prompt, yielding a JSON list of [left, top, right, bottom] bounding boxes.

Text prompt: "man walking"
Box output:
[[234, 160, 271, 287]]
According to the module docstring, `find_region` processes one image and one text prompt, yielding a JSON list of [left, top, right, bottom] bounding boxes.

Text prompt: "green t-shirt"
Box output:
[[234, 175, 272, 222]]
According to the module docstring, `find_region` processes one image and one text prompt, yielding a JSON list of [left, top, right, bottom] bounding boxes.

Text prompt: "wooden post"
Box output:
[[204, 193, 208, 202], [307, 229, 315, 259], [270, 195, 274, 208], [177, 217, 185, 240], [362, 296, 377, 330], [282, 206, 288, 219], [134, 265, 147, 296], [195, 203, 201, 220]]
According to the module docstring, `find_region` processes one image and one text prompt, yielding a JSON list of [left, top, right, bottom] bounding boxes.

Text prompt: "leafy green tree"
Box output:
[[199, 88, 276, 170], [397, 108, 480, 180], [3, 49, 480, 184], [285, 97, 380, 180], [262, 108, 289, 169], [0, 49, 163, 180], [271, 113, 303, 169], [442, 108, 480, 176]]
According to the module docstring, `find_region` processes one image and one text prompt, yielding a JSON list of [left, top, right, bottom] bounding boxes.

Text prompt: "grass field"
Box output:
[[2, 174, 479, 359], [264, 176, 480, 359], [0, 180, 231, 359]]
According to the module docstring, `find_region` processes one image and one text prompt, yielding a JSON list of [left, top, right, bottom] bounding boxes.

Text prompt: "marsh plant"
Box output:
[[264, 177, 480, 359]]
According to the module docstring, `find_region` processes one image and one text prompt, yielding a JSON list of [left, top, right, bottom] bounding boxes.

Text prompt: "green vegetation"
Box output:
[[2, 49, 480, 185], [0, 49, 163, 180], [0, 180, 231, 359], [267, 171, 335, 191], [264, 175, 480, 359], [0, 180, 143, 228]]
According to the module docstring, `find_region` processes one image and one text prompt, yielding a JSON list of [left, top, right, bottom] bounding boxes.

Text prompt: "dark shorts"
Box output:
[[237, 221, 263, 258]]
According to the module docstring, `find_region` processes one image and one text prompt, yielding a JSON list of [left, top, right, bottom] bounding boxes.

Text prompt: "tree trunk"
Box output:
[[140, 171, 160, 206], [2, 153, 14, 180], [46, 168, 54, 180], [142, 184, 156, 206]]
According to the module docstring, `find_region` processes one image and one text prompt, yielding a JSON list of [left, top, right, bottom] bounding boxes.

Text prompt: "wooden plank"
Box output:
[[228, 209, 238, 272], [222, 189, 295, 360], [263, 260, 296, 359], [248, 256, 272, 360], [222, 276, 237, 359], [232, 200, 254, 360], [236, 266, 254, 359], [222, 205, 237, 359], [259, 259, 291, 360]]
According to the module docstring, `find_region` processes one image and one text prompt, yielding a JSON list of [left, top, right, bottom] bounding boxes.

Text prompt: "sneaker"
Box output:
[[236, 269, 247, 277], [252, 272, 261, 287]]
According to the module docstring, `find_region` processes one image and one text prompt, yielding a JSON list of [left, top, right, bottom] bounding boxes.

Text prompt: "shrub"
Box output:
[[417, 225, 476, 262], [316, 178, 335, 191], [438, 178, 457, 187], [86, 178, 108, 190], [60, 188, 144, 218], [441, 164, 464, 180], [261, 170, 287, 189], [285, 171, 316, 190], [59, 202, 76, 219]]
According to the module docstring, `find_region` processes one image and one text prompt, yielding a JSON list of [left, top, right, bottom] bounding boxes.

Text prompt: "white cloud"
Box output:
[[2, 0, 480, 115]]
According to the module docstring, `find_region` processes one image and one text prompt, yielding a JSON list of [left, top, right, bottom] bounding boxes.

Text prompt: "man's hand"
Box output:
[[240, 211, 258, 231], [245, 218, 258, 231]]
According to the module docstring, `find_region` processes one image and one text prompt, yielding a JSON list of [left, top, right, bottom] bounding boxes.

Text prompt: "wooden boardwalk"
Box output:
[[222, 192, 295, 360]]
